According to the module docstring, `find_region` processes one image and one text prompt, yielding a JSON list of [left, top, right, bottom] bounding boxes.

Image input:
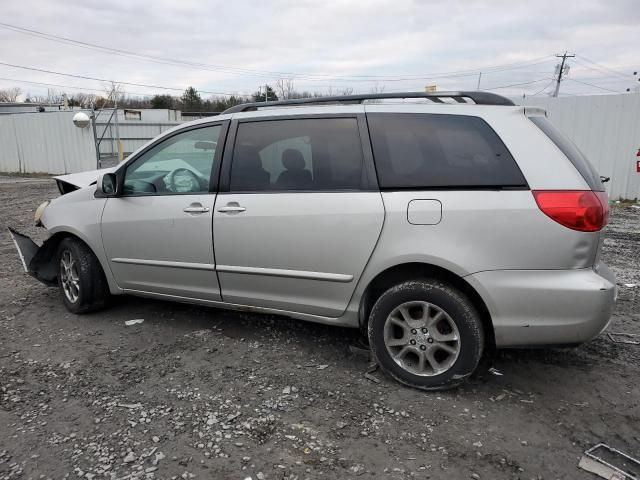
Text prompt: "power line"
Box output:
[[572, 58, 625, 80], [0, 60, 240, 96], [0, 21, 556, 82], [0, 76, 152, 97], [565, 78, 622, 94], [531, 79, 555, 96], [575, 55, 634, 79], [484, 78, 553, 91]]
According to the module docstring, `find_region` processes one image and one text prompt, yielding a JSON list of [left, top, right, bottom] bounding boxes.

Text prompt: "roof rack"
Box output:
[[222, 91, 515, 114]]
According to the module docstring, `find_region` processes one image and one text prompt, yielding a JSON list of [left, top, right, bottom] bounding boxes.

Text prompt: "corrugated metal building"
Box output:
[[0, 102, 66, 114]]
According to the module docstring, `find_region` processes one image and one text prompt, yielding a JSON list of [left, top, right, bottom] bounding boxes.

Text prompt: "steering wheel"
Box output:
[[167, 168, 202, 193]]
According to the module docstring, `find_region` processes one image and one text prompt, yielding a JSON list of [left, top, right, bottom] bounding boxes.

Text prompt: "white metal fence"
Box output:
[[517, 94, 640, 200], [0, 111, 96, 174]]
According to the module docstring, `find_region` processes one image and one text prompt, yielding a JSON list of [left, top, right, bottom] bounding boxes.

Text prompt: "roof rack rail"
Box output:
[[222, 91, 515, 114]]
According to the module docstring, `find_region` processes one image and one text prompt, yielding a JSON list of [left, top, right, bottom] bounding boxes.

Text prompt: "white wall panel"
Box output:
[[0, 111, 96, 174]]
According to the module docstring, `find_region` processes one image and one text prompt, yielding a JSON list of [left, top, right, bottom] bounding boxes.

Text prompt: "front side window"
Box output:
[[230, 118, 364, 192], [123, 125, 221, 195], [367, 113, 527, 189]]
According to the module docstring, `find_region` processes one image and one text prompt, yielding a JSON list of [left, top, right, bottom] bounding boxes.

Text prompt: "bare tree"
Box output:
[[103, 82, 124, 107], [275, 78, 296, 100], [24, 93, 48, 103], [338, 87, 354, 96], [46, 89, 66, 104], [369, 83, 386, 94], [0, 87, 22, 102], [73, 92, 98, 108]]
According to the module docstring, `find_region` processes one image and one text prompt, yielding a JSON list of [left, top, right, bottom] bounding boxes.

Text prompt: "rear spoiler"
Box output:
[[523, 106, 547, 117]]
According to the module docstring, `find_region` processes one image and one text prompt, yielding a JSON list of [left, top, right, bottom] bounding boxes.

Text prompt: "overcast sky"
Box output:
[[0, 0, 638, 101]]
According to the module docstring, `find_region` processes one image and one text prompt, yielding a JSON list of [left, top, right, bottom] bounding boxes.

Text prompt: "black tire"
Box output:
[[56, 237, 109, 314], [368, 279, 484, 391]]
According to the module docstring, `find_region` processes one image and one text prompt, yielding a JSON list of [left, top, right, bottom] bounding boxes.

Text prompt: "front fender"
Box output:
[[12, 185, 121, 295]]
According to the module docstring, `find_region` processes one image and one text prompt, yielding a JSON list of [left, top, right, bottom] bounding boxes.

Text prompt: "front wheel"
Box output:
[[57, 237, 109, 314], [368, 280, 484, 390]]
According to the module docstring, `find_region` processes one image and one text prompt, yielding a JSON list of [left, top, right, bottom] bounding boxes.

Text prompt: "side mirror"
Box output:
[[95, 172, 118, 198]]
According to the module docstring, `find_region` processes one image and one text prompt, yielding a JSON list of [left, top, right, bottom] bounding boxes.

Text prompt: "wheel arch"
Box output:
[[33, 229, 119, 294], [358, 262, 495, 350]]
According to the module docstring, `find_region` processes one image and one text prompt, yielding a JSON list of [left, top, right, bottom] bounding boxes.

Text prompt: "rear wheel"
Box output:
[[368, 279, 484, 390], [57, 237, 109, 314]]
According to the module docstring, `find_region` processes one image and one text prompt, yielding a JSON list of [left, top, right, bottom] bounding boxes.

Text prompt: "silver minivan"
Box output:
[[10, 92, 617, 390]]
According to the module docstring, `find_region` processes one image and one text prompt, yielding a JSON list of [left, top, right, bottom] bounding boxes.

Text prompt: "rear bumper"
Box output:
[[466, 264, 617, 347]]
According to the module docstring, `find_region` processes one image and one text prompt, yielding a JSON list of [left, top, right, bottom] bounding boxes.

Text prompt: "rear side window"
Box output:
[[529, 116, 604, 191], [230, 118, 364, 192], [367, 113, 527, 189]]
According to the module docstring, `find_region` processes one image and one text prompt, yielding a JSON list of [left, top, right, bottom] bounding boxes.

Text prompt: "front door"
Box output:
[[213, 116, 384, 317], [101, 124, 224, 301]]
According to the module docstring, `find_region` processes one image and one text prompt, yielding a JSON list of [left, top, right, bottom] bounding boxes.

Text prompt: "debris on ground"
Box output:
[[348, 344, 371, 360], [364, 363, 381, 384], [578, 443, 640, 480], [608, 332, 640, 345], [124, 318, 145, 326], [488, 367, 504, 376]]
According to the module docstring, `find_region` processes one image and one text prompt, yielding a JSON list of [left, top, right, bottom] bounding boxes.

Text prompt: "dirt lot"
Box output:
[[1, 176, 638, 480]]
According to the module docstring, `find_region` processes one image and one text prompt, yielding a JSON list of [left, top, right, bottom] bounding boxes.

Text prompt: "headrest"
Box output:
[[282, 149, 306, 171], [236, 145, 262, 168]]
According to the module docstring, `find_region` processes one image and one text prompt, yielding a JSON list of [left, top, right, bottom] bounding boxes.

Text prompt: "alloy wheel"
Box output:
[[60, 250, 80, 303], [383, 301, 460, 376]]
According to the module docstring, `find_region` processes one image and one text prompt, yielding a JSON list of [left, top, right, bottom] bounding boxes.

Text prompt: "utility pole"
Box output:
[[552, 51, 575, 97], [476, 72, 482, 90], [265, 84, 269, 103]]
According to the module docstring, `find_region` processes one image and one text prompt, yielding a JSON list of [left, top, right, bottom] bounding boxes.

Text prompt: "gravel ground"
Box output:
[[0, 176, 638, 480]]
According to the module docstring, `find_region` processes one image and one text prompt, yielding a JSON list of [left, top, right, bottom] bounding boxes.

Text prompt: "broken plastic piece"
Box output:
[[125, 319, 145, 326], [8, 227, 58, 286], [364, 362, 381, 384]]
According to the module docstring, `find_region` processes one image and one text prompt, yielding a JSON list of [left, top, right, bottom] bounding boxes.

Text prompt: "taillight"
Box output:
[[532, 190, 608, 232]]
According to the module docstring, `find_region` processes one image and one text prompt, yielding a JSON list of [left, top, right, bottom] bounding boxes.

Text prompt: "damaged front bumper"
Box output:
[[8, 228, 58, 286]]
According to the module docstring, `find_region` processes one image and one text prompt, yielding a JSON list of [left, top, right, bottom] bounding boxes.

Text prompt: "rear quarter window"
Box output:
[[529, 116, 604, 191], [367, 113, 527, 189]]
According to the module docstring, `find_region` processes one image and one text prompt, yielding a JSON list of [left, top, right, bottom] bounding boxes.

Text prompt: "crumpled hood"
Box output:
[[53, 166, 117, 193]]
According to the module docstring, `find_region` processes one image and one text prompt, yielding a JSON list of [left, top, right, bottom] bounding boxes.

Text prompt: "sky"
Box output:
[[0, 0, 638, 102]]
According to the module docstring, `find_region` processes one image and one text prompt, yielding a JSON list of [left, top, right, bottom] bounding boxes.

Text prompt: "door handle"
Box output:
[[217, 206, 246, 213], [217, 202, 246, 214], [183, 204, 210, 214]]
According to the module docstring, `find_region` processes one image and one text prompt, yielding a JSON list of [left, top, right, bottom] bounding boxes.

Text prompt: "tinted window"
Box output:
[[529, 116, 604, 191], [124, 126, 221, 195], [367, 113, 526, 189], [230, 118, 364, 191]]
